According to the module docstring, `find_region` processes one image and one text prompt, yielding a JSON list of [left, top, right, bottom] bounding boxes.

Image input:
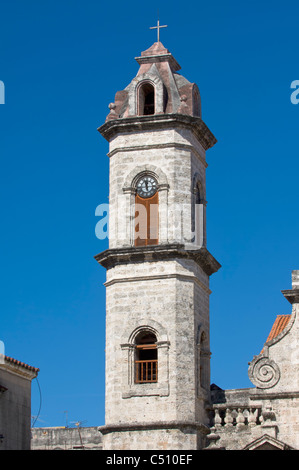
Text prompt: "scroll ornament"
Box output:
[[248, 355, 280, 389]]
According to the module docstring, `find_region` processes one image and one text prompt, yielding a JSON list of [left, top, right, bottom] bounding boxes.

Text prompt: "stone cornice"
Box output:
[[135, 53, 181, 72], [94, 243, 221, 276], [1, 357, 39, 380], [98, 114, 217, 151], [98, 420, 209, 435], [250, 390, 299, 400], [281, 288, 299, 304]]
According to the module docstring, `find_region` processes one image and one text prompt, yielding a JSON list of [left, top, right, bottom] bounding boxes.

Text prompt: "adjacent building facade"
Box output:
[[208, 270, 299, 450], [0, 355, 39, 450], [31, 426, 102, 450]]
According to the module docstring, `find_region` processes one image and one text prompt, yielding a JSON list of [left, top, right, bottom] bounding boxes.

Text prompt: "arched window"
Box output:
[[134, 174, 159, 246], [138, 82, 155, 116], [135, 332, 158, 383], [195, 182, 201, 205], [192, 86, 201, 117], [191, 181, 201, 242], [120, 321, 170, 397]]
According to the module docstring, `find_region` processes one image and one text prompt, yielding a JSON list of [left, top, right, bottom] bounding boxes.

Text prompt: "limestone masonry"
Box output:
[[93, 41, 299, 451], [31, 40, 298, 451]]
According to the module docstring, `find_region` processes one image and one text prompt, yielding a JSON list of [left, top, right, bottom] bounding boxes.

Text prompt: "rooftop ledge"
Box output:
[[281, 288, 299, 304], [135, 52, 181, 71], [98, 113, 217, 150], [98, 420, 209, 435], [94, 243, 221, 276]]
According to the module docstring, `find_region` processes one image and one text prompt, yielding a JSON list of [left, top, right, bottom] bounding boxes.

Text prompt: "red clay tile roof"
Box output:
[[265, 315, 291, 343], [3, 355, 39, 373], [261, 314, 291, 353]]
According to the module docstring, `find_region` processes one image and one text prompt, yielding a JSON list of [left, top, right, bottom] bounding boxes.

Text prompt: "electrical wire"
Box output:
[[32, 377, 42, 428]]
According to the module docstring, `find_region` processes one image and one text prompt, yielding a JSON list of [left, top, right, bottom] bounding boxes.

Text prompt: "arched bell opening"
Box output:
[[138, 82, 155, 116]]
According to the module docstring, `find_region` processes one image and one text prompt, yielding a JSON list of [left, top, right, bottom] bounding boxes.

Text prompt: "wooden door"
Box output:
[[135, 192, 159, 246]]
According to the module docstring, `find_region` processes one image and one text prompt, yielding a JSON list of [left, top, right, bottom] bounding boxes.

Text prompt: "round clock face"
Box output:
[[136, 176, 157, 198]]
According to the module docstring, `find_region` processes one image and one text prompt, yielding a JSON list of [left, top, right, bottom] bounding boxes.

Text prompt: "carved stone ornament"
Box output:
[[248, 355, 280, 389]]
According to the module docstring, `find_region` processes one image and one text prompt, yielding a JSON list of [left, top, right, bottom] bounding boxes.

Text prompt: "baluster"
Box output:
[[243, 408, 249, 425], [224, 408, 233, 427], [214, 408, 222, 428], [248, 408, 257, 427], [236, 408, 245, 430]]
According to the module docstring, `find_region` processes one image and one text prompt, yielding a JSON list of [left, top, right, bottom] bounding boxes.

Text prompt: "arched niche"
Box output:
[[128, 73, 165, 116]]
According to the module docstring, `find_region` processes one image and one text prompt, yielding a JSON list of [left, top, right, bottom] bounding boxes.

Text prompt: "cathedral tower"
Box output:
[[95, 39, 221, 450]]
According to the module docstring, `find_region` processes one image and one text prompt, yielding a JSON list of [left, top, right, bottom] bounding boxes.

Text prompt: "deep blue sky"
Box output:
[[0, 0, 298, 428]]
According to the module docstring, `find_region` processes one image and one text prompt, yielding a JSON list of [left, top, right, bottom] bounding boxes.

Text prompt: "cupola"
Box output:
[[105, 41, 201, 122]]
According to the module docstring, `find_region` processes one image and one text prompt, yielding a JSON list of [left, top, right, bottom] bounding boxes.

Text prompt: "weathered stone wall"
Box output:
[[101, 425, 205, 451], [96, 40, 221, 450], [103, 258, 210, 431], [209, 387, 299, 450], [248, 306, 299, 394], [97, 103, 216, 450], [31, 426, 102, 450], [107, 122, 207, 249], [0, 368, 33, 450]]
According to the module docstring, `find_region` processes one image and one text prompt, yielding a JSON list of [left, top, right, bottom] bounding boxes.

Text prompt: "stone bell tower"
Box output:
[[95, 39, 221, 450]]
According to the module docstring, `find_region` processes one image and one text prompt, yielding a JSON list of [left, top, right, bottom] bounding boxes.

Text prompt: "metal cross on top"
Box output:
[[150, 19, 168, 43]]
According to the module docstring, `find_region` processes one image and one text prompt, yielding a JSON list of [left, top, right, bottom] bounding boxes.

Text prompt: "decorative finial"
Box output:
[[150, 18, 167, 43]]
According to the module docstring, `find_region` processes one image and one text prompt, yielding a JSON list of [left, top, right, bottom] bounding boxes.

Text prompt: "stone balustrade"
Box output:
[[211, 405, 262, 429]]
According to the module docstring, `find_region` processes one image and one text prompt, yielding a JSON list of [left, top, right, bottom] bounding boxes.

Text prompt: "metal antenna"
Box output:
[[63, 410, 69, 428], [71, 420, 88, 449]]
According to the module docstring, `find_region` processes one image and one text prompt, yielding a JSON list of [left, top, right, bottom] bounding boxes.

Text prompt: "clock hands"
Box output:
[[136, 176, 157, 198]]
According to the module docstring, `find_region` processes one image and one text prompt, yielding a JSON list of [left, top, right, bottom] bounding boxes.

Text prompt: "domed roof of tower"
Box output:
[[105, 42, 201, 122]]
